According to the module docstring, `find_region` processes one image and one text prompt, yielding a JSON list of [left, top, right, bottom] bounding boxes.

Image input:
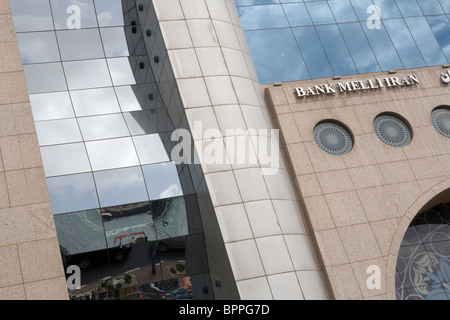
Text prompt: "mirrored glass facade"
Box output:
[[10, 0, 212, 300], [235, 0, 450, 83]]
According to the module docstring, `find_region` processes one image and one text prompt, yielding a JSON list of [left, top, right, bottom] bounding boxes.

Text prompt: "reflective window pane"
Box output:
[[373, 0, 402, 19], [9, 0, 54, 32], [245, 28, 310, 83], [283, 3, 312, 27], [153, 197, 188, 241], [384, 19, 426, 68], [316, 24, 358, 76], [426, 15, 450, 61], [85, 137, 140, 171], [100, 27, 130, 58], [362, 22, 404, 71], [441, 0, 450, 13], [292, 26, 334, 79], [23, 63, 67, 94], [54, 209, 106, 255], [16, 32, 60, 64], [70, 87, 121, 117], [78, 114, 130, 141], [396, 0, 423, 17], [237, 5, 289, 30], [94, 166, 149, 207], [107, 57, 137, 86], [350, 0, 376, 21], [57, 29, 104, 61], [328, 0, 358, 23], [235, 0, 280, 5], [50, 0, 98, 30], [406, 17, 448, 66], [40, 143, 91, 177], [142, 162, 183, 201], [339, 22, 381, 74], [35, 118, 82, 146], [30, 92, 74, 121], [305, 1, 335, 25], [417, 0, 444, 15], [115, 86, 141, 112], [47, 173, 99, 214], [94, 0, 125, 27], [132, 134, 170, 165], [63, 59, 112, 90], [124, 110, 174, 135]]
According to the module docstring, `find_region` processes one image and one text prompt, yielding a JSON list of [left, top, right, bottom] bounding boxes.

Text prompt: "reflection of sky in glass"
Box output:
[[133, 134, 170, 165], [237, 5, 289, 30], [70, 87, 121, 117], [47, 173, 99, 214], [100, 27, 130, 57], [427, 15, 450, 61], [23, 63, 67, 94], [94, 166, 148, 207], [396, 0, 423, 17], [283, 3, 312, 26], [16, 32, 60, 64], [57, 29, 104, 61], [306, 1, 335, 25], [328, 0, 358, 23], [30, 92, 74, 121], [94, 0, 125, 27], [78, 113, 130, 141], [63, 59, 112, 90], [143, 162, 183, 201], [50, 0, 98, 30], [40, 143, 92, 177], [35, 118, 82, 146], [85, 137, 140, 171], [9, 0, 53, 32]]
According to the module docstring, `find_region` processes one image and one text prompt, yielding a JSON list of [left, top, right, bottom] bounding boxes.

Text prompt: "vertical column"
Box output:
[[150, 0, 330, 299], [0, 0, 68, 300]]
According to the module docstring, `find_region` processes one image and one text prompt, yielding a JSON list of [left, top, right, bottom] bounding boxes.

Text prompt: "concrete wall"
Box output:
[[0, 0, 68, 300], [265, 65, 450, 299]]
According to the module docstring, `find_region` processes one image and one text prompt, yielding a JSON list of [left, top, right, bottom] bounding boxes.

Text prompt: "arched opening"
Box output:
[[395, 193, 450, 300]]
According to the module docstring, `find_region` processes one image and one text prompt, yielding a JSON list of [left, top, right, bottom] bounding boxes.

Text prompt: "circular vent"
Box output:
[[373, 114, 411, 148], [313, 121, 353, 155], [431, 107, 450, 138]]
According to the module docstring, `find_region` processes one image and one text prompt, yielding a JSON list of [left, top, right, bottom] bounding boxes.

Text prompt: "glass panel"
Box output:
[[124, 110, 174, 135], [339, 22, 381, 74], [107, 57, 137, 86], [406, 17, 448, 66], [9, 0, 54, 32], [93, 166, 149, 207], [417, 0, 444, 15], [16, 32, 60, 64], [50, 0, 98, 30], [23, 63, 67, 94], [426, 15, 450, 61], [315, 24, 358, 76], [29, 92, 74, 121], [142, 162, 183, 201], [115, 86, 141, 112], [283, 3, 312, 27], [70, 87, 121, 117], [441, 0, 450, 13], [305, 1, 335, 25], [132, 134, 170, 165], [350, 0, 377, 21], [100, 27, 130, 58], [237, 5, 289, 30], [235, 0, 280, 5], [362, 21, 404, 70], [153, 197, 188, 241], [396, 0, 423, 17], [40, 143, 91, 177], [47, 173, 99, 214], [328, 0, 358, 23], [85, 137, 140, 171], [63, 59, 112, 90], [373, 0, 402, 19], [292, 26, 334, 79], [54, 209, 106, 256], [245, 28, 310, 83], [94, 0, 125, 27], [384, 19, 426, 68], [35, 118, 82, 146], [57, 29, 104, 61], [78, 114, 130, 141]]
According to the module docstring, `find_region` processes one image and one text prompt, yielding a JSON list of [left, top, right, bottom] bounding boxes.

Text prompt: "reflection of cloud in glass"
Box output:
[[143, 162, 184, 201], [160, 184, 182, 199]]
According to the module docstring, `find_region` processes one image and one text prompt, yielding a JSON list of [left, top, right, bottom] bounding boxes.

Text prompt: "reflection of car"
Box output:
[[157, 237, 185, 253], [65, 245, 132, 269]]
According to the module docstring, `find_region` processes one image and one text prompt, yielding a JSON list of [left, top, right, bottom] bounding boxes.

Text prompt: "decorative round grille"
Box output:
[[373, 114, 411, 148], [431, 107, 450, 139], [313, 121, 353, 155]]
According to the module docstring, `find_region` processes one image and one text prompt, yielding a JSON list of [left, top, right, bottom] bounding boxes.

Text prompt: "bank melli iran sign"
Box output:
[[294, 74, 419, 98]]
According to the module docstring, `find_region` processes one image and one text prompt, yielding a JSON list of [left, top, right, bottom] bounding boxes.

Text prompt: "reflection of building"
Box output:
[[0, 0, 449, 300]]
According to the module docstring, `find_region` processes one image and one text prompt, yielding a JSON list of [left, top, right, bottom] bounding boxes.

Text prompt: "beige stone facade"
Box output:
[[0, 0, 68, 300], [265, 65, 450, 299]]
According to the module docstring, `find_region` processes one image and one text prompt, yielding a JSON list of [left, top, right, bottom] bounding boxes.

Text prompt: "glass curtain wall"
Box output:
[[10, 0, 211, 300], [235, 0, 450, 83]]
